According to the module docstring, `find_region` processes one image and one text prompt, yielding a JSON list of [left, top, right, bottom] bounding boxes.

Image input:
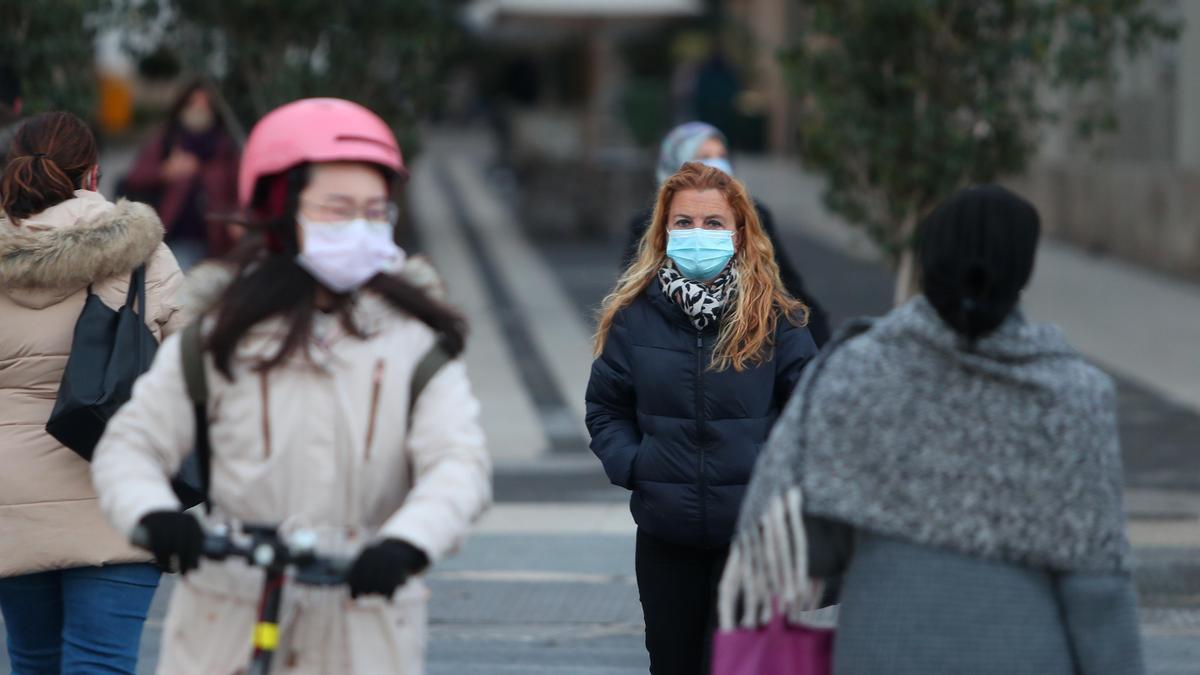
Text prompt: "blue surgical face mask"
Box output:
[[666, 229, 735, 281], [695, 156, 733, 176]]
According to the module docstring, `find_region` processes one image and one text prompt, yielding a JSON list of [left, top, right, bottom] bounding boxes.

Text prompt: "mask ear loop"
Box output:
[[83, 165, 99, 192]]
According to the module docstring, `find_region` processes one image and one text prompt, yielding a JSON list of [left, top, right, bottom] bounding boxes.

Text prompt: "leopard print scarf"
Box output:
[[658, 261, 738, 331]]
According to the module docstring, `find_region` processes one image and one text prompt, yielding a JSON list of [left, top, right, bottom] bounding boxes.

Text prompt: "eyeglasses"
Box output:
[[299, 199, 399, 226]]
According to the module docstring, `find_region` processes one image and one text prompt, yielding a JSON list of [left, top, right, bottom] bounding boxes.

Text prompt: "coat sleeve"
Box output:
[[202, 136, 243, 257], [803, 515, 855, 577], [91, 333, 194, 537], [757, 204, 802, 298], [756, 202, 832, 347], [584, 311, 641, 489], [803, 514, 854, 607], [146, 243, 185, 337], [123, 132, 168, 191], [1055, 572, 1144, 674], [379, 361, 492, 563], [773, 321, 818, 409], [622, 209, 652, 270]]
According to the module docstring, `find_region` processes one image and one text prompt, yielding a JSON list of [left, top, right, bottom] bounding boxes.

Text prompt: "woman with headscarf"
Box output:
[[721, 185, 1142, 674], [624, 122, 830, 345]]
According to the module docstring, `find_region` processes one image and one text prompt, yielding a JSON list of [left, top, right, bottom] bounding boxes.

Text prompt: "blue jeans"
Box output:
[[0, 564, 160, 675]]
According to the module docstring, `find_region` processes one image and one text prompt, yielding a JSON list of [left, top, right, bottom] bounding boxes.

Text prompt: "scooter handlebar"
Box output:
[[129, 524, 239, 558], [130, 523, 353, 585]]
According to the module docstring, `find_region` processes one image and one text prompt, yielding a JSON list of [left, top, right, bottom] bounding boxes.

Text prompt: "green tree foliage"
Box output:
[[1, 1, 104, 117], [782, 1, 1178, 287], [122, 0, 461, 148]]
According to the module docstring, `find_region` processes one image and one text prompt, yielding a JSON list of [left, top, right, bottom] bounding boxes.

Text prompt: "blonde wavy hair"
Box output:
[[593, 162, 808, 371]]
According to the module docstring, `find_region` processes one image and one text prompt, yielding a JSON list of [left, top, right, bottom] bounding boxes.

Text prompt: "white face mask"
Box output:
[[179, 104, 215, 133], [295, 217, 403, 294]]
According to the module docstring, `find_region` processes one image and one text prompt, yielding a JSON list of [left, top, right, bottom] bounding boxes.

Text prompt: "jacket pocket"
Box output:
[[346, 581, 429, 672], [159, 579, 256, 675]]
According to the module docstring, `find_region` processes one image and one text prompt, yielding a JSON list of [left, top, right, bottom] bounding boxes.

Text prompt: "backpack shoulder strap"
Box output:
[[181, 321, 209, 404], [408, 339, 453, 427], [404, 339, 453, 489], [179, 321, 212, 513]]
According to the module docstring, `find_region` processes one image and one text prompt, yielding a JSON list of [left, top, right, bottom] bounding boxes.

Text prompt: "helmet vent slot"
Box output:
[[336, 135, 398, 155]]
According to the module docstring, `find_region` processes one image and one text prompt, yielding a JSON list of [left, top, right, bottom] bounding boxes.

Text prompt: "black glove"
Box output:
[[347, 539, 429, 599], [135, 511, 204, 574]]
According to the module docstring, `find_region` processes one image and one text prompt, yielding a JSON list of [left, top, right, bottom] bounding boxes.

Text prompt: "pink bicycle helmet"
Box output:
[[238, 98, 408, 208]]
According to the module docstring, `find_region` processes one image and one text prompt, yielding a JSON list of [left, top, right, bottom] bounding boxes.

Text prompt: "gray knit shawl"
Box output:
[[722, 297, 1131, 628]]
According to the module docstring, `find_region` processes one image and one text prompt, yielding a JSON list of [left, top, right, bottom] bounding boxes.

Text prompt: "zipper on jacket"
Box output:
[[259, 371, 272, 459], [364, 359, 385, 461], [696, 332, 708, 542]]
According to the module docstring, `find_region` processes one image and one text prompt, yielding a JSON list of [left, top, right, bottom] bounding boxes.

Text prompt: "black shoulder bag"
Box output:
[[46, 265, 206, 509], [47, 266, 157, 458]]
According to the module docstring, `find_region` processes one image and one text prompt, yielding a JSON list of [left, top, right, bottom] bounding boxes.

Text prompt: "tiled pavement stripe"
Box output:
[[444, 152, 597, 436], [428, 579, 639, 625], [436, 161, 589, 454], [409, 160, 547, 461]]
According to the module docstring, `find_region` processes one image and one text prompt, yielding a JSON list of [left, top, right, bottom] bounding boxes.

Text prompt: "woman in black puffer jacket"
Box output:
[[586, 162, 817, 675]]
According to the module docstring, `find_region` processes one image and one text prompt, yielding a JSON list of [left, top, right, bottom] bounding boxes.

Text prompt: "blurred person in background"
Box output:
[[692, 51, 740, 138], [725, 185, 1142, 674], [92, 98, 491, 674], [625, 122, 831, 345], [0, 63, 23, 163], [589, 162, 817, 674], [0, 111, 183, 674], [121, 79, 240, 269]]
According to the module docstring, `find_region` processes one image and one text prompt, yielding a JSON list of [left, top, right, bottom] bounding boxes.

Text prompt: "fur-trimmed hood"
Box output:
[[0, 191, 165, 309]]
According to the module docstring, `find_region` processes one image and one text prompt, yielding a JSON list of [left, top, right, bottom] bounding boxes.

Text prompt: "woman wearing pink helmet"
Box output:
[[90, 98, 492, 674]]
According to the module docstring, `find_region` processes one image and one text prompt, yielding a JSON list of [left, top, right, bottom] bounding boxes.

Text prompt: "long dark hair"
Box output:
[[2, 112, 97, 222], [206, 164, 466, 379]]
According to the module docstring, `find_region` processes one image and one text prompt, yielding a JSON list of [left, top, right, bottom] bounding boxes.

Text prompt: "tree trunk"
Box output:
[[892, 212, 920, 306], [893, 246, 920, 306]]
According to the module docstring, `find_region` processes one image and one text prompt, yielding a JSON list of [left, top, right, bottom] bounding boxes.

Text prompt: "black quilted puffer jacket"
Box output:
[[585, 280, 817, 549]]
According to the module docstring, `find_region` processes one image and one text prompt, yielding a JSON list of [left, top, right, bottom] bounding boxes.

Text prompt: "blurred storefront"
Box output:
[[463, 0, 704, 237], [1013, 0, 1200, 281], [460, 0, 809, 239]]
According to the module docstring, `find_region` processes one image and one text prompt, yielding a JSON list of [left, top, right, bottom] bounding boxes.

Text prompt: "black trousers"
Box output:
[[635, 529, 730, 675]]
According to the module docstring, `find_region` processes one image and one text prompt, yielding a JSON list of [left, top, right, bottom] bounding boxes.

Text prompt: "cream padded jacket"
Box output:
[[0, 191, 182, 577], [92, 290, 491, 674]]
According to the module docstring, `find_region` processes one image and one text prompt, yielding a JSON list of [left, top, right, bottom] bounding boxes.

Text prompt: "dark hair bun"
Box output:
[[917, 185, 1040, 341]]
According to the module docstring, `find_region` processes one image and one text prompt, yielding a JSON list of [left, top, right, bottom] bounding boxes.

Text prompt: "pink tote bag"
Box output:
[[711, 610, 834, 675]]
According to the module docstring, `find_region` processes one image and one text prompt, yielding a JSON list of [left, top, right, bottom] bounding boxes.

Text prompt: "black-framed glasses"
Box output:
[[299, 199, 399, 226]]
